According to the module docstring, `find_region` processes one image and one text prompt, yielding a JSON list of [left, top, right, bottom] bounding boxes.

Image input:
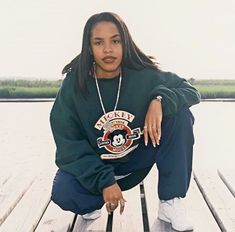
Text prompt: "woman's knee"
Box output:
[[159, 107, 195, 161], [162, 107, 194, 137], [177, 107, 195, 126], [51, 170, 75, 206], [51, 169, 103, 214]]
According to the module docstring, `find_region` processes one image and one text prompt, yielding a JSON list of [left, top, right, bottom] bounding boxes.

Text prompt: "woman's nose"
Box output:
[[103, 43, 112, 53]]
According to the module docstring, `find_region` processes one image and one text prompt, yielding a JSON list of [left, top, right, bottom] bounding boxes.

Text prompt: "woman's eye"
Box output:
[[94, 41, 102, 46], [113, 39, 121, 44]]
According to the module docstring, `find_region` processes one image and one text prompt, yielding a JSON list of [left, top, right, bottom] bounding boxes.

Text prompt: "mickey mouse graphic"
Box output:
[[95, 112, 141, 158], [108, 129, 127, 147]]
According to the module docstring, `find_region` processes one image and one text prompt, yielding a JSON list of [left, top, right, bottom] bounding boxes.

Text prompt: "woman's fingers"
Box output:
[[148, 125, 157, 147], [105, 201, 111, 214], [144, 98, 162, 147], [105, 198, 126, 215], [143, 125, 148, 146], [103, 183, 124, 214], [156, 124, 161, 145], [119, 198, 126, 215], [106, 201, 118, 214], [144, 121, 161, 147], [144, 123, 159, 147]]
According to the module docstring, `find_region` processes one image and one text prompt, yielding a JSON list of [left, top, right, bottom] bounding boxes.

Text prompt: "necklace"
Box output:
[[94, 69, 122, 115]]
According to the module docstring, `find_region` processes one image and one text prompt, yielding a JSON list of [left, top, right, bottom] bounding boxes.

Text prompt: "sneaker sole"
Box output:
[[82, 214, 101, 220], [158, 212, 193, 231], [82, 212, 101, 220], [158, 211, 171, 223]]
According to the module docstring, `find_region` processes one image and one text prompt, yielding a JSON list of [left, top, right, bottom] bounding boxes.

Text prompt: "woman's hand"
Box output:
[[144, 99, 162, 147], [102, 183, 126, 215]]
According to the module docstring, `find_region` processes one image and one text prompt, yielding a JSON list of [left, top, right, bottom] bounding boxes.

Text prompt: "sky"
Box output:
[[0, 0, 235, 80]]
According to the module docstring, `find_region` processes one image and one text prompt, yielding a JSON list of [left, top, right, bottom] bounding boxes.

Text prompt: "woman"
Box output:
[[50, 12, 200, 231]]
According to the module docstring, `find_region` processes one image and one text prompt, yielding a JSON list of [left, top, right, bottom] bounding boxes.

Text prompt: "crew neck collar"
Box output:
[[96, 74, 120, 80], [90, 73, 120, 81]]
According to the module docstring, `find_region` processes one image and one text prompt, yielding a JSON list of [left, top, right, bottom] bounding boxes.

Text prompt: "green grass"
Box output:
[[0, 86, 58, 98], [0, 79, 61, 98], [0, 79, 62, 87], [194, 85, 235, 98], [0, 78, 235, 99], [188, 79, 235, 98], [188, 79, 235, 86]]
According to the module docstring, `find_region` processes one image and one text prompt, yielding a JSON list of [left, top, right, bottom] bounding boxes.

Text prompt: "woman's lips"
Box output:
[[102, 56, 116, 63]]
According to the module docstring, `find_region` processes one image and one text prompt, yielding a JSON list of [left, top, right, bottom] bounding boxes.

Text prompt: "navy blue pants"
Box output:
[[51, 107, 195, 215]]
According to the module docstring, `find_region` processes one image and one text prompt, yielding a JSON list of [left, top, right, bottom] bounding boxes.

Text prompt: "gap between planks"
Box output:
[[0, 170, 54, 232], [217, 168, 235, 197], [194, 168, 235, 232], [144, 166, 220, 232], [0, 173, 35, 226]]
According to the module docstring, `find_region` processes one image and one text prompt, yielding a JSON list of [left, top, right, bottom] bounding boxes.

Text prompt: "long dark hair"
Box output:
[[62, 12, 159, 93]]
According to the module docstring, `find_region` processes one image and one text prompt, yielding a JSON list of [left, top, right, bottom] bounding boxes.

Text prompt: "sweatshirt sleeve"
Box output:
[[50, 73, 116, 195], [149, 72, 201, 116]]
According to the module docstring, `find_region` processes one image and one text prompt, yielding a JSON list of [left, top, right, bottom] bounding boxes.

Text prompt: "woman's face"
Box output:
[[90, 21, 123, 78]]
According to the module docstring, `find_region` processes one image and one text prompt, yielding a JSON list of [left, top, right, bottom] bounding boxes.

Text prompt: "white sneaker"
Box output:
[[82, 209, 101, 220], [158, 197, 193, 231]]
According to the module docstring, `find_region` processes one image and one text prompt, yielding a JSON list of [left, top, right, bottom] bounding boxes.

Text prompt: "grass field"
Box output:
[[189, 79, 235, 99], [0, 79, 61, 98], [0, 79, 235, 99]]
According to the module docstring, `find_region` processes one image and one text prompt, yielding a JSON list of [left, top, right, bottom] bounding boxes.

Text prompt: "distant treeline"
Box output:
[[0, 78, 235, 99]]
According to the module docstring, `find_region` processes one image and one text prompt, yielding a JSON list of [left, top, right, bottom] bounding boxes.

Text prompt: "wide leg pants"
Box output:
[[51, 107, 195, 215]]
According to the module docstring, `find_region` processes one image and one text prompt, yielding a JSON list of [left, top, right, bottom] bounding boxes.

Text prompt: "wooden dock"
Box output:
[[0, 166, 235, 231], [0, 102, 235, 231]]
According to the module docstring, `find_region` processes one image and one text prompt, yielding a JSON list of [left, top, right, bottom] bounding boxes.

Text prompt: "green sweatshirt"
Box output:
[[50, 67, 200, 194]]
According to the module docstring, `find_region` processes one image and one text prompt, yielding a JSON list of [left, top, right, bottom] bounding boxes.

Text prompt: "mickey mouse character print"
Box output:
[[95, 110, 141, 159]]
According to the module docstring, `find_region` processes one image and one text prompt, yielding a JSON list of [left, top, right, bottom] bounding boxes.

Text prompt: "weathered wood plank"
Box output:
[[144, 166, 175, 232], [218, 168, 235, 197], [0, 174, 35, 226], [144, 167, 221, 231], [0, 171, 54, 232], [143, 166, 158, 227], [194, 169, 235, 231], [185, 176, 220, 231], [35, 201, 75, 232], [0, 174, 11, 187], [72, 206, 108, 232], [73, 186, 144, 232], [112, 185, 143, 232]]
